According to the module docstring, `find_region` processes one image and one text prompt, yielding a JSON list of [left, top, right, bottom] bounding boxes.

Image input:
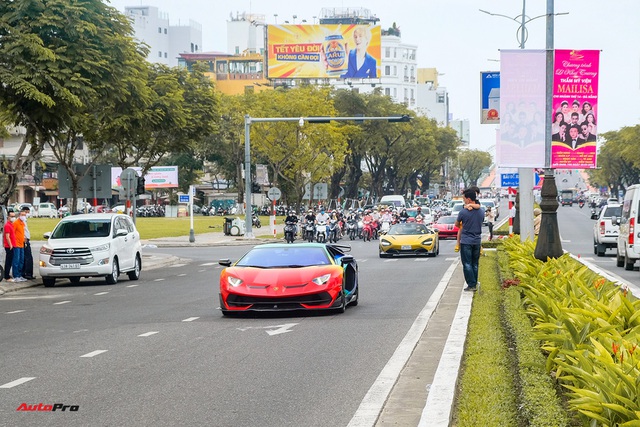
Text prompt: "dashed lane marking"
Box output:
[[80, 350, 108, 358], [0, 377, 36, 389], [6, 310, 25, 314], [383, 259, 398, 262], [200, 262, 217, 266], [138, 331, 159, 337], [178, 273, 187, 277], [53, 300, 71, 305], [182, 317, 200, 322], [94, 292, 109, 296], [154, 278, 165, 282], [198, 269, 206, 273], [126, 284, 139, 288], [445, 257, 458, 261], [414, 258, 429, 262], [169, 264, 186, 268]]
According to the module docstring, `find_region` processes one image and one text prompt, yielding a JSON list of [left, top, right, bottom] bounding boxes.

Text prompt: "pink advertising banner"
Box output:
[[496, 50, 546, 168], [551, 49, 599, 169]]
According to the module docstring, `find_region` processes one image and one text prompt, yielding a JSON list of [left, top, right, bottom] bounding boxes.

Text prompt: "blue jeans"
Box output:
[[460, 244, 481, 288], [12, 247, 24, 279]]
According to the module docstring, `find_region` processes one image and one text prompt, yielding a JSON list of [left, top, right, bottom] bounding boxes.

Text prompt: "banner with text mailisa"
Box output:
[[551, 49, 599, 169], [267, 24, 381, 79]]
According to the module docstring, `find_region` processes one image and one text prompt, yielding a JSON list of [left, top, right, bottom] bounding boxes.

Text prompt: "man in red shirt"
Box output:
[[3, 211, 17, 282]]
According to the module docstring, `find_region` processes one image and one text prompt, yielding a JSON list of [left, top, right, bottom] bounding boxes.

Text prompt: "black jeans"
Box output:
[[4, 247, 13, 279], [22, 239, 33, 277], [487, 222, 494, 240]]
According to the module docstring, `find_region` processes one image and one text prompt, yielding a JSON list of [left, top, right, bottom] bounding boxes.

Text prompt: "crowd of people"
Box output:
[[3, 205, 35, 283]]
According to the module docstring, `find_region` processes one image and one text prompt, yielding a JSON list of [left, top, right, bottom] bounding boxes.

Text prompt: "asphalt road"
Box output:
[[0, 237, 460, 427]]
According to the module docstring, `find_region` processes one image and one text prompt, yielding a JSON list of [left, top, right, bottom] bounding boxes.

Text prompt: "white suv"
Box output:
[[593, 204, 621, 257], [39, 213, 142, 287]]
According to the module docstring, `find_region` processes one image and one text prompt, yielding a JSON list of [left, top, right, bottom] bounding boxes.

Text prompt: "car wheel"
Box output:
[[43, 277, 55, 287], [593, 240, 598, 255], [230, 225, 240, 236], [624, 253, 634, 271], [349, 285, 359, 307], [106, 258, 119, 284], [616, 253, 625, 267], [596, 244, 605, 257], [334, 292, 346, 313], [127, 255, 141, 280], [69, 277, 81, 284]]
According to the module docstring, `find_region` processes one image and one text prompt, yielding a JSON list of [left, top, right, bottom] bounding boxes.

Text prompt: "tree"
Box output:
[[0, 0, 147, 205], [587, 126, 640, 196], [456, 149, 492, 188]]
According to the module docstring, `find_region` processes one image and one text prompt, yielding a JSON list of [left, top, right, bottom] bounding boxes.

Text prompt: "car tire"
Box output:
[[230, 225, 240, 236], [43, 277, 55, 287], [349, 286, 359, 306], [69, 277, 81, 284], [334, 292, 346, 313], [106, 258, 119, 284], [596, 244, 605, 257], [127, 255, 141, 280], [593, 240, 598, 255], [624, 253, 634, 271], [617, 253, 625, 267]]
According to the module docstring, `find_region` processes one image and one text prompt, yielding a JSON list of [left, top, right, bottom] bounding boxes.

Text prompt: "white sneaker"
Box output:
[[15, 277, 27, 282]]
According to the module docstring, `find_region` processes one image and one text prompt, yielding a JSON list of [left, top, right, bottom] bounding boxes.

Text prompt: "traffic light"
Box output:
[[136, 176, 146, 195]]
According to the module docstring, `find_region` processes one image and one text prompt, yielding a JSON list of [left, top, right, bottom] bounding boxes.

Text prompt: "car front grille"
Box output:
[[226, 292, 333, 309], [49, 248, 94, 266]]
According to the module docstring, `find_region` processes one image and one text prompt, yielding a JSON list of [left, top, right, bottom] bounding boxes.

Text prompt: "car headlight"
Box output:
[[422, 238, 434, 245], [227, 276, 243, 287], [90, 243, 110, 252], [40, 245, 54, 255], [380, 239, 391, 247], [312, 273, 331, 286]]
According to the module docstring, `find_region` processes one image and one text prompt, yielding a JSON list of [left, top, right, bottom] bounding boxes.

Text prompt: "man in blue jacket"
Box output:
[[455, 188, 485, 291]]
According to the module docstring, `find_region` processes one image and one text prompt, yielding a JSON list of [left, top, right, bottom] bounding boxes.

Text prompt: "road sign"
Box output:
[[501, 173, 519, 187], [267, 187, 282, 201], [178, 195, 190, 203], [120, 168, 138, 190]]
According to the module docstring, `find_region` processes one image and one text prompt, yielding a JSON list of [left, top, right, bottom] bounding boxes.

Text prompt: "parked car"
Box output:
[[39, 213, 142, 287], [617, 184, 640, 270], [593, 203, 621, 257], [35, 202, 58, 218]]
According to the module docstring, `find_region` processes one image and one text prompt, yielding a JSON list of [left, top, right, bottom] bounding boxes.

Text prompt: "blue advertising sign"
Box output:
[[501, 173, 519, 187], [480, 71, 500, 124]]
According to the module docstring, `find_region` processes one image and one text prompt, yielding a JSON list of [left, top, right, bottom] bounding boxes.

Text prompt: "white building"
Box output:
[[450, 119, 470, 147], [227, 12, 265, 55], [415, 68, 449, 126], [124, 6, 202, 67]]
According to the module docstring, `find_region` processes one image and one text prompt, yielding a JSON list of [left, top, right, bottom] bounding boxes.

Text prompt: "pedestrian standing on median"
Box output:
[[485, 207, 495, 240], [455, 189, 485, 292], [20, 206, 35, 279], [3, 211, 17, 281], [12, 208, 26, 282]]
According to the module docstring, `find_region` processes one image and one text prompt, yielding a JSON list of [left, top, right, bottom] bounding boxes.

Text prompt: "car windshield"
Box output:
[[604, 206, 622, 217], [437, 216, 457, 225], [236, 246, 331, 268], [388, 224, 430, 235], [51, 219, 111, 239]]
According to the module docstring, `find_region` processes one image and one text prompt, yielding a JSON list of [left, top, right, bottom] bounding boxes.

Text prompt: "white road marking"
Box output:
[[237, 323, 298, 336], [73, 329, 89, 333], [126, 284, 139, 288], [198, 269, 206, 272], [53, 300, 71, 305], [348, 260, 459, 427], [357, 259, 368, 262], [80, 350, 108, 358], [6, 310, 25, 314], [154, 278, 165, 282], [200, 262, 217, 266], [0, 377, 36, 389], [169, 263, 186, 268], [182, 317, 200, 322], [177, 273, 187, 277], [138, 331, 159, 337], [383, 259, 398, 262], [414, 258, 429, 262], [94, 292, 109, 296], [445, 257, 458, 261]]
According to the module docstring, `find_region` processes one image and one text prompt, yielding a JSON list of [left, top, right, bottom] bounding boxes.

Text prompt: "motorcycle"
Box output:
[[252, 213, 261, 228], [362, 219, 374, 242], [315, 221, 328, 243], [328, 219, 340, 243], [284, 221, 297, 244], [590, 208, 598, 219], [579, 200, 585, 209], [304, 222, 315, 242], [380, 221, 391, 235], [346, 219, 358, 240]]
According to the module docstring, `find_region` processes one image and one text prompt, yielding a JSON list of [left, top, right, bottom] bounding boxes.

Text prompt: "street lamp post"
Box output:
[[243, 115, 411, 239]]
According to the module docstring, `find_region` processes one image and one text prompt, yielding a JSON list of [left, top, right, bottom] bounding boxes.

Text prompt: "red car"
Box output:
[[432, 215, 460, 239], [218, 243, 359, 315]]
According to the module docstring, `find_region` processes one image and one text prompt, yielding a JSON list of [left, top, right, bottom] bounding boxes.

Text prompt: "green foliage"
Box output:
[[454, 253, 519, 427], [456, 149, 493, 188], [502, 237, 640, 425]]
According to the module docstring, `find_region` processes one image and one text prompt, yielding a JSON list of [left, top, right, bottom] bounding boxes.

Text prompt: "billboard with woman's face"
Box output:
[[267, 24, 381, 79]]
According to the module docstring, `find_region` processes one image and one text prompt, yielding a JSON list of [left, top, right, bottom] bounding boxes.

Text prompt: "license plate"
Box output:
[[60, 263, 80, 269], [401, 245, 412, 250]]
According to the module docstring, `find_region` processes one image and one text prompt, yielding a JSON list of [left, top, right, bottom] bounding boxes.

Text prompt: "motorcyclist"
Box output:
[[399, 208, 409, 222], [304, 209, 316, 225], [316, 208, 330, 224], [284, 210, 299, 236]]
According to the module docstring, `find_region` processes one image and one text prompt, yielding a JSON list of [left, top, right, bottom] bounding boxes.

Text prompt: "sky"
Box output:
[[106, 0, 640, 152]]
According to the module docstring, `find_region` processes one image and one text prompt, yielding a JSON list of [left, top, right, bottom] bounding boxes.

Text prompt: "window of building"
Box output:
[[393, 88, 397, 97], [410, 89, 414, 100], [437, 93, 445, 103], [394, 48, 397, 58], [195, 44, 199, 52], [164, 52, 167, 58], [164, 28, 167, 34], [385, 65, 390, 76], [404, 88, 408, 98], [385, 47, 390, 58], [158, 27, 162, 33], [385, 88, 390, 96], [158, 51, 162, 57], [191, 43, 194, 53], [235, 46, 240, 54], [393, 66, 397, 76]]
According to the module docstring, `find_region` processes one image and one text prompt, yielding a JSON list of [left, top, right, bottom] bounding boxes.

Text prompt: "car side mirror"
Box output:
[[115, 229, 128, 237], [43, 232, 51, 239], [340, 255, 354, 264], [219, 259, 232, 267]]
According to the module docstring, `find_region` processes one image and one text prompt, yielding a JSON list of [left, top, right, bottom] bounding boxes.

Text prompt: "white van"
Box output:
[[616, 184, 640, 270], [36, 202, 58, 218], [378, 195, 406, 210]]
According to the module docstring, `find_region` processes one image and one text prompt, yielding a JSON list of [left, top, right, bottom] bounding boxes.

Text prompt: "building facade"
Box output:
[[124, 6, 202, 67], [415, 68, 449, 126]]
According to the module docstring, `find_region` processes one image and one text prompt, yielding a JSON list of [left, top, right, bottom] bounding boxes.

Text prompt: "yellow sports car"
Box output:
[[378, 222, 439, 258]]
